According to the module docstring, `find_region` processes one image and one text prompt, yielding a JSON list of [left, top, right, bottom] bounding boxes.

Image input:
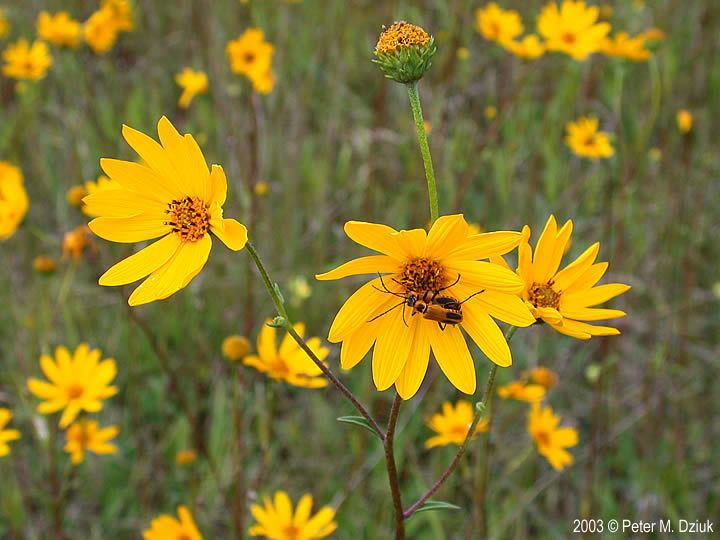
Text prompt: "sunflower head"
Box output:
[[27, 344, 118, 428], [373, 21, 436, 84], [249, 491, 337, 539]]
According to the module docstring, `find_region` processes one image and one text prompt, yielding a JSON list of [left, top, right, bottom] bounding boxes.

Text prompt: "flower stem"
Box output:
[[403, 326, 517, 519], [245, 241, 386, 440], [384, 394, 405, 540], [406, 81, 439, 222]]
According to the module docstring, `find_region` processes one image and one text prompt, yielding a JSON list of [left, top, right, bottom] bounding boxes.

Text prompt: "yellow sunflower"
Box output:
[[37, 11, 82, 48], [0, 408, 21, 458], [175, 67, 209, 109], [143, 506, 202, 540], [65, 419, 119, 465], [565, 116, 614, 160], [537, 1, 610, 60], [475, 3, 524, 46], [506, 215, 630, 339], [505, 34, 546, 59], [249, 491, 337, 539], [523, 366, 558, 389], [83, 8, 119, 54], [497, 380, 546, 402], [243, 322, 328, 389], [2, 38, 53, 80], [425, 400, 489, 449], [226, 28, 274, 81], [85, 116, 248, 306], [528, 403, 578, 470], [602, 31, 651, 61], [27, 344, 118, 428], [316, 215, 535, 399], [0, 161, 29, 241]]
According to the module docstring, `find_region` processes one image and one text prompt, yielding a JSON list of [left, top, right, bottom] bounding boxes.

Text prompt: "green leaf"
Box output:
[[337, 416, 380, 437], [411, 500, 462, 516]]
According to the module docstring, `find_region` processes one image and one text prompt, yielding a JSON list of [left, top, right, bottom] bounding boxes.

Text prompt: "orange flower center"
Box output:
[[535, 430, 551, 447], [561, 32, 577, 44], [177, 534, 192, 540], [268, 357, 290, 378], [528, 281, 561, 309], [449, 424, 469, 438], [582, 135, 597, 147], [282, 524, 301, 539], [66, 384, 84, 400], [243, 52, 256, 64], [73, 425, 92, 447], [375, 21, 431, 55], [399, 257, 447, 293], [166, 196, 210, 242]]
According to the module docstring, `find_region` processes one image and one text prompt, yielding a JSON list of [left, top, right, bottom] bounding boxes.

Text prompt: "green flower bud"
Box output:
[[373, 21, 437, 84]]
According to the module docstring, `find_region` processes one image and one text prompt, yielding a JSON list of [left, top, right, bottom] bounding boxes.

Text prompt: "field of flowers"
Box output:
[[1, 1, 718, 539]]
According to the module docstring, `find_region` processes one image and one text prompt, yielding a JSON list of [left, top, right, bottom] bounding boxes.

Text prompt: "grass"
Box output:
[[1, 0, 719, 538]]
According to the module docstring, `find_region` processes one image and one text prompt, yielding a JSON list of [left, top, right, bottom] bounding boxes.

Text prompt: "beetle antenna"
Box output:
[[458, 288, 486, 305], [373, 273, 405, 298], [367, 301, 405, 323], [438, 273, 461, 292]]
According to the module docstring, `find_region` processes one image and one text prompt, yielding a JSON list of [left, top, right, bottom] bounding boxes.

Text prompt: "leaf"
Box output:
[[411, 500, 462, 516], [337, 416, 380, 438]]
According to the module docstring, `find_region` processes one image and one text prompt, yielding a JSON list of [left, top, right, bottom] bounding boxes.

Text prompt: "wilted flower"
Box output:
[[0, 408, 21, 458], [244, 322, 329, 389], [676, 109, 693, 134], [143, 506, 202, 540], [33, 255, 57, 273], [524, 366, 558, 389], [222, 335, 251, 361], [37, 11, 82, 48], [528, 404, 578, 470], [65, 419, 119, 465], [2, 39, 53, 80], [175, 67, 209, 109], [249, 491, 337, 539], [27, 343, 118, 428], [373, 21, 436, 84], [175, 449, 198, 465], [425, 400, 489, 448], [0, 161, 29, 241], [62, 225, 96, 261], [538, 1, 610, 60], [86, 117, 247, 306], [565, 116, 614, 159]]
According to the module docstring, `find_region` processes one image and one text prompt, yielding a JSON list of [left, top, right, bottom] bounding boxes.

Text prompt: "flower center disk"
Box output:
[[528, 281, 561, 309], [166, 196, 210, 242], [399, 257, 447, 293], [375, 21, 430, 55]]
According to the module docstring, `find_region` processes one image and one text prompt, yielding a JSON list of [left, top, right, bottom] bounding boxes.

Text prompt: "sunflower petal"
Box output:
[[343, 221, 405, 259], [99, 234, 181, 286], [462, 308, 512, 367], [428, 324, 476, 394], [562, 283, 631, 308], [128, 236, 212, 306], [88, 215, 170, 243], [394, 317, 431, 399], [448, 231, 523, 261], [315, 256, 398, 281], [425, 215, 468, 259], [212, 219, 247, 251], [372, 310, 413, 391]]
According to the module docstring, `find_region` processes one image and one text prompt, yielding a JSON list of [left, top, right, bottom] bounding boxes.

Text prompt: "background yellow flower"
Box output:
[[143, 505, 202, 540], [249, 491, 337, 539], [0, 161, 29, 241], [528, 404, 578, 470], [565, 116, 614, 159], [538, 0, 610, 60], [27, 344, 118, 428], [425, 400, 489, 448], [65, 419, 119, 465], [0, 408, 21, 457]]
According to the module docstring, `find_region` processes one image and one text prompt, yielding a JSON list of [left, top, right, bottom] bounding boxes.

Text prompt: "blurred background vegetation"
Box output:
[[1, 0, 719, 538]]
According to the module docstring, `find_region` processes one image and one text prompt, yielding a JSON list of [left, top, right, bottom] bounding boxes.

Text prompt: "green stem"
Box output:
[[384, 394, 405, 540], [403, 326, 517, 519], [245, 242, 386, 440], [407, 81, 439, 222]]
